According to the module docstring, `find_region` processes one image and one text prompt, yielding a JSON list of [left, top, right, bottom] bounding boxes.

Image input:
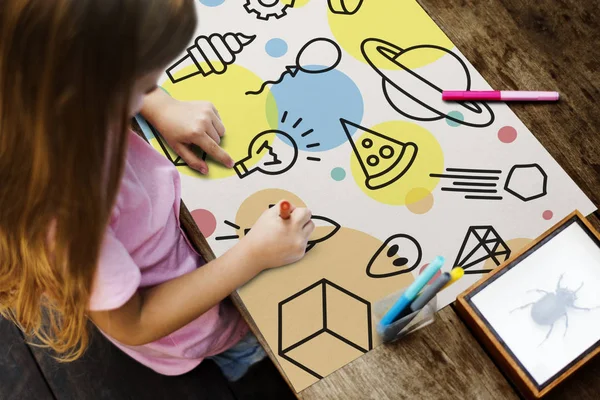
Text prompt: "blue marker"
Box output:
[[379, 256, 445, 326]]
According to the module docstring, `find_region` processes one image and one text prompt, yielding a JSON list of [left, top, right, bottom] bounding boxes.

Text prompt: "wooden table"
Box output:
[[185, 0, 600, 398], [1, 1, 596, 399]]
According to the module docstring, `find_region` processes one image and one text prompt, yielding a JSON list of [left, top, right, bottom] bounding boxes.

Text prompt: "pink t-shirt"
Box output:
[[88, 130, 248, 375]]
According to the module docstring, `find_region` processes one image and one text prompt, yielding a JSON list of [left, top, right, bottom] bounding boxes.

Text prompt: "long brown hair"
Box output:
[[0, 0, 196, 361]]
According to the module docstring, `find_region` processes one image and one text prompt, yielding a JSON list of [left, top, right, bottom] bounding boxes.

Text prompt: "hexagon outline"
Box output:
[[504, 163, 548, 202]]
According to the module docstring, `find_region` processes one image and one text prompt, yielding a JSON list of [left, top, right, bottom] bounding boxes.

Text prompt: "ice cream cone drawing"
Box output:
[[167, 32, 256, 83]]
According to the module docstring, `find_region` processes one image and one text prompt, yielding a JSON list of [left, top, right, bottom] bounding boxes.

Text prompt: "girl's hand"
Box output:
[[141, 89, 234, 174], [240, 200, 315, 271]]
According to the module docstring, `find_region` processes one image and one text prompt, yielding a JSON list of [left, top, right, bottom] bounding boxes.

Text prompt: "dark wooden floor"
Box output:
[[0, 317, 296, 400], [1, 0, 598, 399]]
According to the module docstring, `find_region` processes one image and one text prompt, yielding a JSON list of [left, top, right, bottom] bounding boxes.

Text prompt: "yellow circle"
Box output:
[[349, 121, 443, 205], [328, 1, 453, 69], [159, 64, 276, 179]]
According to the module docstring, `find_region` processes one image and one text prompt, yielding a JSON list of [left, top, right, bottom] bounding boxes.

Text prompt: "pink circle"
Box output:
[[191, 209, 217, 238], [498, 126, 517, 143], [542, 210, 554, 220], [419, 263, 442, 285]]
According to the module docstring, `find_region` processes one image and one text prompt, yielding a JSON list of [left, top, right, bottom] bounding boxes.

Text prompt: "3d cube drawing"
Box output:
[[278, 279, 373, 379]]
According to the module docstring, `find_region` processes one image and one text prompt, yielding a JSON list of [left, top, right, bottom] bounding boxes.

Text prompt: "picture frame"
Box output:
[[456, 210, 600, 399]]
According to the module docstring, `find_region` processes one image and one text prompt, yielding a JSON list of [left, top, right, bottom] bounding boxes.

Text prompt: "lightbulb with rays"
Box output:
[[233, 112, 322, 179], [233, 129, 298, 179]]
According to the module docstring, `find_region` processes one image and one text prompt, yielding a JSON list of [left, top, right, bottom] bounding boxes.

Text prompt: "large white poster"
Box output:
[[139, 0, 596, 392]]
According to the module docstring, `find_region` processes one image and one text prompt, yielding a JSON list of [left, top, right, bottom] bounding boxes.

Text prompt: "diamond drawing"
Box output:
[[278, 279, 372, 380], [453, 226, 511, 274]]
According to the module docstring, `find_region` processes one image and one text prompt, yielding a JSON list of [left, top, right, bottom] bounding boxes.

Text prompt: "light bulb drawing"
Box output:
[[246, 37, 342, 96], [234, 130, 299, 179]]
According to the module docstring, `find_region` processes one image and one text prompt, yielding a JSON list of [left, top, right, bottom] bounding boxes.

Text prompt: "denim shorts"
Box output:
[[209, 332, 267, 381]]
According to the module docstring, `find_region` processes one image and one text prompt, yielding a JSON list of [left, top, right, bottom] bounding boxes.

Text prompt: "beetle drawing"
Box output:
[[511, 273, 597, 345]]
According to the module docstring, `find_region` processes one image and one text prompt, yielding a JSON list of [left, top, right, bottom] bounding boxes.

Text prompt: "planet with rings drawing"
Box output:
[[361, 38, 495, 128]]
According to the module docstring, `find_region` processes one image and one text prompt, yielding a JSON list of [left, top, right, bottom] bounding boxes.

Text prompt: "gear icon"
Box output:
[[244, 0, 295, 21]]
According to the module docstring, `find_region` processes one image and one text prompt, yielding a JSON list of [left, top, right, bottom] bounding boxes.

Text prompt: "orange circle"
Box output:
[[405, 188, 434, 214]]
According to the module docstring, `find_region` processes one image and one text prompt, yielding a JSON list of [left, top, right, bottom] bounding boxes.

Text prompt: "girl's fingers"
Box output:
[[195, 134, 234, 168], [292, 208, 312, 226], [302, 220, 315, 234], [175, 144, 208, 174], [211, 103, 222, 120], [202, 121, 221, 144], [212, 112, 226, 137]]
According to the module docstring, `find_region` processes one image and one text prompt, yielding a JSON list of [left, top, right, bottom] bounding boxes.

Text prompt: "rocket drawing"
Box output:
[[166, 32, 256, 83]]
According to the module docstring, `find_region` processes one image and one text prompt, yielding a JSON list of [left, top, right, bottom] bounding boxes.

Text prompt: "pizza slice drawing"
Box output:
[[341, 119, 418, 190]]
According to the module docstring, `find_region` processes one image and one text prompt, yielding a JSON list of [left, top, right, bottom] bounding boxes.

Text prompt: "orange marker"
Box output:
[[279, 201, 292, 220]]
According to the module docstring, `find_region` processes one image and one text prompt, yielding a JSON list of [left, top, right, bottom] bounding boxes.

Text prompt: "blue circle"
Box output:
[[265, 38, 288, 58], [446, 111, 464, 127], [270, 66, 364, 152], [331, 167, 346, 181], [199, 0, 224, 6]]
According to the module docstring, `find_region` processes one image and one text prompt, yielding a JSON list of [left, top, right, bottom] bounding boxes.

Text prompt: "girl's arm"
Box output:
[[90, 239, 258, 346], [89, 203, 314, 346]]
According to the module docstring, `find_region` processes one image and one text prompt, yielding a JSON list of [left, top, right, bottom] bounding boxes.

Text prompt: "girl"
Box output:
[[0, 0, 314, 383]]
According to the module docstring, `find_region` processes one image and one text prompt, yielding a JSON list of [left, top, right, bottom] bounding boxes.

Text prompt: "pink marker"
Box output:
[[442, 90, 559, 102]]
